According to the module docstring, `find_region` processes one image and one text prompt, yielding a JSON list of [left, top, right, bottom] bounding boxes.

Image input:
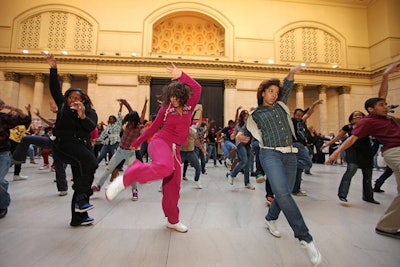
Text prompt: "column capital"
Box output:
[[295, 83, 306, 93], [4, 72, 20, 82], [138, 75, 151, 85], [317, 84, 328, 94], [224, 79, 237, 88], [338, 86, 351, 95], [87, 74, 97, 84], [34, 73, 45, 82], [61, 74, 72, 83]]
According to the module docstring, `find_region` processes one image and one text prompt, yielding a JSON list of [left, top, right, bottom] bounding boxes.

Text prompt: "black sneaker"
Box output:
[[373, 188, 385, 193], [0, 208, 7, 219], [70, 217, 94, 227], [375, 228, 400, 239], [338, 196, 348, 202], [74, 203, 94, 213]]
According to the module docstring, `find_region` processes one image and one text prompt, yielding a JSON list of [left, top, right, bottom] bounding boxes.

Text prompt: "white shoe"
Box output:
[[13, 175, 28, 181], [167, 221, 188, 233], [194, 181, 202, 189], [105, 175, 125, 201], [245, 183, 255, 190], [226, 174, 234, 185], [265, 219, 282, 238], [300, 240, 322, 266]]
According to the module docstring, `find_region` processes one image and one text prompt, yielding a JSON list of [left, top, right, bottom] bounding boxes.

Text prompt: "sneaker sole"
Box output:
[[74, 206, 94, 213]]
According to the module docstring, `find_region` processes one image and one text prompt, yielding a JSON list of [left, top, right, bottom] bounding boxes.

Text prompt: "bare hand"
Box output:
[[44, 53, 57, 68], [25, 104, 31, 112], [34, 108, 40, 116], [383, 61, 400, 76], [290, 64, 307, 74], [166, 63, 182, 80], [326, 152, 339, 165]]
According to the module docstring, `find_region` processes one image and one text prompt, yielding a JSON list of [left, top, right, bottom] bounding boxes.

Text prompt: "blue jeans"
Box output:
[[338, 163, 373, 200], [97, 147, 137, 189], [293, 142, 313, 193], [181, 150, 201, 181], [206, 144, 217, 165], [0, 151, 11, 209], [260, 149, 313, 242], [97, 143, 119, 164], [230, 143, 251, 185], [222, 140, 236, 158]]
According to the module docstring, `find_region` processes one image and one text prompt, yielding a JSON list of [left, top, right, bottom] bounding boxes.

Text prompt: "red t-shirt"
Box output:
[[351, 114, 400, 152]]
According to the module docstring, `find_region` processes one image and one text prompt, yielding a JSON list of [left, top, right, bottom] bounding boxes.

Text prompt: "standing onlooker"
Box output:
[[105, 63, 201, 233], [45, 53, 98, 227], [242, 65, 322, 265], [0, 98, 31, 218], [327, 61, 400, 239]]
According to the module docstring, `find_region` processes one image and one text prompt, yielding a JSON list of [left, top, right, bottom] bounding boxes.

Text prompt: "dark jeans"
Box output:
[[292, 142, 313, 193], [181, 151, 201, 181], [205, 144, 217, 165], [374, 166, 393, 189], [53, 139, 98, 223], [338, 163, 374, 200], [195, 146, 206, 173], [13, 135, 67, 191]]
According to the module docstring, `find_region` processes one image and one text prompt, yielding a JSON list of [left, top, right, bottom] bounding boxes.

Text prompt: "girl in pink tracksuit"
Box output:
[[106, 64, 201, 232]]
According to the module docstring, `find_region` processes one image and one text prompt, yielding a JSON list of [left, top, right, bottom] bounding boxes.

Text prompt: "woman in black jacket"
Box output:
[[45, 54, 98, 226]]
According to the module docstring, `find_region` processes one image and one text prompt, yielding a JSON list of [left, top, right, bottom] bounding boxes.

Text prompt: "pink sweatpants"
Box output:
[[123, 137, 182, 224]]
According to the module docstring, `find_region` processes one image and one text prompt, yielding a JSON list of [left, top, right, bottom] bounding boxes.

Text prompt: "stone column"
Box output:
[[138, 75, 151, 119], [224, 79, 237, 125], [32, 73, 45, 111], [87, 74, 97, 105], [3, 72, 20, 106], [317, 84, 328, 134], [295, 83, 305, 109], [61, 74, 72, 94], [338, 86, 351, 127]]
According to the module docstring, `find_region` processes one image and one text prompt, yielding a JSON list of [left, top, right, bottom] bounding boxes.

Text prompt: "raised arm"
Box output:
[[379, 61, 400, 99], [167, 63, 201, 109], [302, 99, 323, 122], [140, 97, 148, 123], [234, 106, 242, 124], [34, 108, 55, 127], [44, 53, 64, 107]]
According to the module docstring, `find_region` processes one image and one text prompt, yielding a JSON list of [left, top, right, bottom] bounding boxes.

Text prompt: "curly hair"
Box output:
[[160, 81, 192, 106], [256, 79, 284, 106]]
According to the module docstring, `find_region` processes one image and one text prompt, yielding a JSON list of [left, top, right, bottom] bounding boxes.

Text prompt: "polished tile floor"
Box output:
[[1, 159, 399, 267]]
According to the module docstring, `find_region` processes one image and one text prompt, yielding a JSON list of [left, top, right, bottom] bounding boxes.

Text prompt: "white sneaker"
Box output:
[[167, 221, 188, 233], [300, 240, 322, 266], [194, 181, 202, 189], [245, 183, 255, 190], [105, 175, 125, 201], [13, 175, 28, 181], [227, 174, 234, 185], [225, 158, 232, 170], [265, 219, 282, 238]]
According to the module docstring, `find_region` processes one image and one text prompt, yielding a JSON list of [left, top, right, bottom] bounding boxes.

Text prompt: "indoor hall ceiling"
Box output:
[[272, 0, 376, 8]]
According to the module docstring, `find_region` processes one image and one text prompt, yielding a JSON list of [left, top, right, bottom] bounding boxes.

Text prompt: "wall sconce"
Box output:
[[267, 59, 274, 64], [239, 59, 244, 62], [22, 50, 29, 54], [99, 52, 105, 55], [131, 52, 137, 57], [253, 59, 259, 63], [115, 52, 120, 56], [61, 51, 68, 55], [215, 58, 219, 61]]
